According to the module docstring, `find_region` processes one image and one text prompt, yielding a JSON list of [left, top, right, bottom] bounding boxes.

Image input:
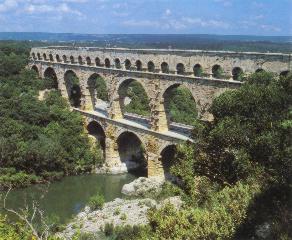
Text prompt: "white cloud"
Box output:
[[122, 19, 160, 28], [165, 8, 171, 16], [182, 17, 230, 29], [260, 24, 281, 32], [214, 0, 232, 7], [62, 0, 88, 2], [0, 0, 18, 13]]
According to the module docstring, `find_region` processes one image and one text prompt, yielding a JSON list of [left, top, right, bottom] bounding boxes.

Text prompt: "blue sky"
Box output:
[[0, 0, 291, 36]]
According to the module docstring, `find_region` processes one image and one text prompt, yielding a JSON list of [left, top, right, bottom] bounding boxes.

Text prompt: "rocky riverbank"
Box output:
[[58, 177, 182, 239]]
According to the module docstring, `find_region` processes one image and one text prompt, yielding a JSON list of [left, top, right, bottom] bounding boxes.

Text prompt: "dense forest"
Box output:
[[0, 42, 291, 239]]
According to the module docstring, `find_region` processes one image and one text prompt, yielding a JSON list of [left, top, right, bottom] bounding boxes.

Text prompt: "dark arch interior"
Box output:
[[87, 121, 106, 159], [63, 55, 67, 62], [43, 54, 47, 60], [95, 57, 100, 66], [49, 54, 53, 61], [163, 84, 198, 126], [105, 58, 110, 68], [232, 67, 244, 81], [64, 70, 81, 108], [160, 145, 176, 180], [31, 65, 39, 76], [161, 62, 169, 73], [148, 61, 155, 72], [256, 68, 264, 73], [37, 53, 41, 60], [78, 56, 83, 65], [70, 56, 75, 64], [280, 70, 290, 77], [87, 74, 108, 109], [86, 57, 91, 65], [44, 67, 58, 89], [117, 131, 147, 175], [193, 64, 203, 77], [212, 64, 224, 79], [118, 79, 150, 117], [136, 60, 142, 71], [115, 58, 121, 69], [176, 63, 185, 75], [56, 55, 61, 62], [125, 59, 131, 70]]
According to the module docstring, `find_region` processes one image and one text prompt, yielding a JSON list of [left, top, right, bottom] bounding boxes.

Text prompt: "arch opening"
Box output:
[[115, 58, 121, 69], [44, 67, 58, 89], [86, 57, 91, 66], [147, 61, 155, 72], [118, 79, 150, 117], [160, 145, 176, 180], [176, 63, 185, 75], [32, 53, 36, 60], [43, 53, 47, 61], [87, 121, 106, 160], [37, 53, 41, 60], [255, 68, 264, 73], [56, 54, 61, 62], [105, 58, 110, 68], [212, 64, 224, 79], [161, 62, 169, 73], [163, 84, 198, 126], [49, 54, 54, 62], [117, 131, 147, 175], [87, 74, 108, 109], [125, 59, 131, 70], [78, 56, 83, 65], [64, 70, 82, 108], [232, 67, 244, 81], [136, 60, 142, 71], [193, 64, 203, 77], [62, 55, 67, 63], [31, 65, 39, 76], [70, 56, 75, 64], [95, 57, 101, 66]]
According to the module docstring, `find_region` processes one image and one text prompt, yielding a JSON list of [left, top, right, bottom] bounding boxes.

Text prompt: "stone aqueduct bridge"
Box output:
[[28, 47, 291, 178]]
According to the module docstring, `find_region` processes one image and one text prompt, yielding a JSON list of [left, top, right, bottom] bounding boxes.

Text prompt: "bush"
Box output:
[[88, 193, 105, 210], [103, 222, 114, 236]]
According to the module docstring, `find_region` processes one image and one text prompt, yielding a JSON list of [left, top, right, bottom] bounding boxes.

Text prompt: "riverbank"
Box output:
[[58, 196, 182, 239]]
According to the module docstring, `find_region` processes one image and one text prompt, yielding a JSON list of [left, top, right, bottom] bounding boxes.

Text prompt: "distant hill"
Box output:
[[0, 32, 291, 53]]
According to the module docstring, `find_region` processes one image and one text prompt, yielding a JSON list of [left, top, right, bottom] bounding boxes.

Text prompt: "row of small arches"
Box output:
[[31, 52, 290, 80]]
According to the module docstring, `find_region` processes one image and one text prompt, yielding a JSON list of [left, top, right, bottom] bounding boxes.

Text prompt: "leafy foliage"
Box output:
[[88, 193, 105, 210]]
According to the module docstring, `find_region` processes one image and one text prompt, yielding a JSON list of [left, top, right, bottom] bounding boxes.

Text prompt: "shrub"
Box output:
[[88, 193, 105, 210], [113, 208, 121, 216], [120, 213, 127, 221], [103, 222, 114, 236]]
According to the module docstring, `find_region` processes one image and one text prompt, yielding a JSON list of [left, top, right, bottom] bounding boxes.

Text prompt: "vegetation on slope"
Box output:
[[0, 42, 102, 189]]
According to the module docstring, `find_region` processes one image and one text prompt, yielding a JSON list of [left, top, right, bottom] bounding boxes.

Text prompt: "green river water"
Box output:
[[1, 173, 137, 224]]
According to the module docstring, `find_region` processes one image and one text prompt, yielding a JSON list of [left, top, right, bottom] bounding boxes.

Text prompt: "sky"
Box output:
[[0, 0, 291, 36]]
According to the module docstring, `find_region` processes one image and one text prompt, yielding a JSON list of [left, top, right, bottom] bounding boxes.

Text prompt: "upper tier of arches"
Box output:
[[30, 51, 290, 80]]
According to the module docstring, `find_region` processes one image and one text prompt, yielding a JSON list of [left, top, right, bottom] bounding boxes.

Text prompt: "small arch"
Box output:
[[86, 57, 91, 65], [37, 53, 41, 60], [70, 56, 75, 64], [105, 58, 110, 68], [159, 145, 176, 180], [161, 62, 169, 73], [193, 64, 203, 77], [78, 56, 83, 65], [176, 63, 185, 75], [44, 67, 58, 89], [147, 61, 155, 72], [212, 64, 224, 79], [117, 131, 147, 175], [64, 70, 81, 108], [115, 58, 121, 69], [31, 52, 36, 60], [49, 54, 54, 62], [125, 59, 131, 70], [136, 60, 142, 71], [280, 70, 290, 77], [56, 54, 61, 62], [31, 65, 39, 76], [95, 57, 101, 66], [62, 55, 67, 62], [232, 67, 244, 81], [43, 53, 47, 61], [87, 121, 106, 159]]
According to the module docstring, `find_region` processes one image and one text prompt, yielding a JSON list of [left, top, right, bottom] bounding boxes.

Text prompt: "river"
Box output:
[[1, 173, 136, 224]]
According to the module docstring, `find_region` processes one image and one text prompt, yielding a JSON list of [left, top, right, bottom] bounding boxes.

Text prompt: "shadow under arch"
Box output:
[[64, 70, 82, 108], [31, 65, 39, 76], [87, 73, 108, 110], [163, 83, 198, 127], [116, 131, 147, 176], [87, 121, 106, 160], [159, 144, 176, 180], [117, 78, 151, 118], [44, 67, 58, 89]]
